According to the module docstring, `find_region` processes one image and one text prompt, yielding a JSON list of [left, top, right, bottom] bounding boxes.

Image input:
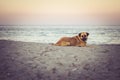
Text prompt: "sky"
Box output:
[[0, 0, 120, 25]]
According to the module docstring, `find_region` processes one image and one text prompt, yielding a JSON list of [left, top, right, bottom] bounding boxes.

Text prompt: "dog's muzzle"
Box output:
[[82, 38, 87, 41]]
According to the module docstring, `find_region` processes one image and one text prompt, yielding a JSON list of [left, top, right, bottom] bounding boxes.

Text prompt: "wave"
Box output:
[[0, 26, 120, 44]]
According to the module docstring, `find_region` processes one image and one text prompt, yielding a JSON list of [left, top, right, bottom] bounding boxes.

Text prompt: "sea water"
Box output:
[[0, 26, 120, 44]]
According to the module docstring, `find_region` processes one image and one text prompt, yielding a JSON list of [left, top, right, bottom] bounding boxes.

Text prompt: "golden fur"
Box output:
[[54, 32, 89, 47]]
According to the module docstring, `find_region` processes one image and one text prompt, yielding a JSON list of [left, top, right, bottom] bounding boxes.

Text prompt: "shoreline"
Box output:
[[0, 39, 120, 46], [0, 40, 120, 80]]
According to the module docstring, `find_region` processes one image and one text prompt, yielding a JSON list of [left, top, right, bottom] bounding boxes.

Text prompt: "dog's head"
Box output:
[[79, 32, 89, 41]]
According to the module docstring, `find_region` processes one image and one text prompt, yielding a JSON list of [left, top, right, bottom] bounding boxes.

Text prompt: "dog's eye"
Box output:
[[81, 35, 84, 37]]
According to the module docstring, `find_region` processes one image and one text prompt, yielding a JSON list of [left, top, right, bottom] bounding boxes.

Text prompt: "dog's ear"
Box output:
[[86, 32, 89, 36], [79, 33, 81, 36]]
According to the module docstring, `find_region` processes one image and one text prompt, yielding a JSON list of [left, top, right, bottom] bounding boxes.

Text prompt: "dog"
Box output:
[[54, 32, 89, 47]]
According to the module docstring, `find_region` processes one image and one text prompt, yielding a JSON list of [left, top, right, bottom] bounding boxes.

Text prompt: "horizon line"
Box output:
[[0, 24, 120, 26]]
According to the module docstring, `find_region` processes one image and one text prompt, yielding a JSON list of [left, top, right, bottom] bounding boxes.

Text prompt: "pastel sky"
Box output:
[[0, 0, 120, 25]]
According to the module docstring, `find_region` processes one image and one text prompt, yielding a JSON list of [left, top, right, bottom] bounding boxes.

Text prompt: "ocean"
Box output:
[[0, 26, 120, 44]]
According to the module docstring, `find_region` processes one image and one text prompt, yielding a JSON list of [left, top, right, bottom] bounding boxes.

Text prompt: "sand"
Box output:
[[0, 40, 120, 80]]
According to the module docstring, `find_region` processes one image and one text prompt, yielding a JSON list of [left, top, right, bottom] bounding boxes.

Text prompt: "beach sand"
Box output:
[[0, 40, 120, 80]]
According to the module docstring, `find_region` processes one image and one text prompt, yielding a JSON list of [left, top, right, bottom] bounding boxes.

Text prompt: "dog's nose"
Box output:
[[83, 38, 87, 41]]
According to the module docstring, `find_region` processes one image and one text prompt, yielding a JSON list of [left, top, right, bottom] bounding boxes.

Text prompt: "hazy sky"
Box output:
[[0, 0, 120, 25]]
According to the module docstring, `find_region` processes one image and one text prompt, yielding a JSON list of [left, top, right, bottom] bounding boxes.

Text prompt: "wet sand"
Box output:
[[0, 40, 120, 80]]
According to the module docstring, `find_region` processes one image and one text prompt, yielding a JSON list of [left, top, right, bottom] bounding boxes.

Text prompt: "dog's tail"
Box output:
[[49, 43, 59, 46]]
